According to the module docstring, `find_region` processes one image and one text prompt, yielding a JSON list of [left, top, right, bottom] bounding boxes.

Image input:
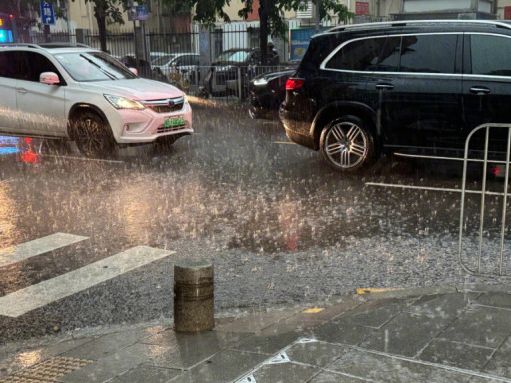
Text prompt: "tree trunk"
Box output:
[[259, 0, 268, 65], [94, 4, 108, 52]]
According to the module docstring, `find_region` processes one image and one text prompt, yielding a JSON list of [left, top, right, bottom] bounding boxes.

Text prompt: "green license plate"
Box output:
[[164, 116, 185, 128]]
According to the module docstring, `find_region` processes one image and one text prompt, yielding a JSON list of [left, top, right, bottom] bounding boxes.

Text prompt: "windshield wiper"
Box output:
[[80, 54, 118, 80]]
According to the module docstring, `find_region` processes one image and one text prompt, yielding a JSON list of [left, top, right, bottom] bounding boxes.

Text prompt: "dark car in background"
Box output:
[[280, 20, 511, 173], [201, 48, 280, 97], [249, 69, 295, 119]]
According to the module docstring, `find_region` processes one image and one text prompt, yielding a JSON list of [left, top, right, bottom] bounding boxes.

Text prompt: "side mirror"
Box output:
[[129, 67, 138, 76], [40, 72, 60, 85]]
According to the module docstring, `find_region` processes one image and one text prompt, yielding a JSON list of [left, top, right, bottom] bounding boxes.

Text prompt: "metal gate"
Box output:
[[366, 123, 511, 277]]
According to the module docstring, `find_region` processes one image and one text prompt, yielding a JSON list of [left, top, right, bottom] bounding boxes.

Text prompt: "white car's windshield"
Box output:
[[55, 51, 137, 82]]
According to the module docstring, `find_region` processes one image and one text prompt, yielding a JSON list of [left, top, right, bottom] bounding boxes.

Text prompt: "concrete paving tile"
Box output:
[[344, 299, 411, 329], [418, 339, 494, 371], [43, 337, 98, 356], [259, 299, 361, 335], [484, 336, 511, 379], [310, 317, 369, 346], [408, 293, 471, 320], [168, 350, 267, 383], [137, 330, 249, 368], [214, 310, 296, 333], [258, 315, 323, 334], [300, 297, 361, 323], [475, 292, 511, 309], [123, 341, 222, 369], [60, 348, 147, 383], [230, 331, 300, 355], [442, 306, 511, 348], [286, 341, 349, 368], [109, 364, 182, 383], [249, 362, 319, 383], [141, 329, 247, 349], [62, 330, 148, 360], [359, 312, 451, 357], [326, 349, 477, 383], [308, 371, 372, 382]]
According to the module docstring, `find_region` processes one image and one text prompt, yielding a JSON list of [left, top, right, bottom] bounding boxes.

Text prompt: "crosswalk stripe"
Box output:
[[0, 233, 88, 268], [0, 246, 175, 318]]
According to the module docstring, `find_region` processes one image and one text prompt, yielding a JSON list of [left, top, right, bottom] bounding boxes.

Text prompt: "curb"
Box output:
[[355, 285, 458, 299]]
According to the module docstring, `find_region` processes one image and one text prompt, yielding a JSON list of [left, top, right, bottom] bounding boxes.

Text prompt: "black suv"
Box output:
[[280, 20, 511, 172]]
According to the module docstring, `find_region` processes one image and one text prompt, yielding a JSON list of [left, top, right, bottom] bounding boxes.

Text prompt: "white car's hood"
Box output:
[[79, 78, 183, 101]]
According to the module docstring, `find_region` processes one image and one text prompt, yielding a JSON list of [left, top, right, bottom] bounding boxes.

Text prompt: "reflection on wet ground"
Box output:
[[0, 101, 510, 339]]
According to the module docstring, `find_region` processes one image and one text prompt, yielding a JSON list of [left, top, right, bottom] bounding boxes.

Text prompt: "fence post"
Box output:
[[237, 67, 243, 100], [75, 29, 89, 45]]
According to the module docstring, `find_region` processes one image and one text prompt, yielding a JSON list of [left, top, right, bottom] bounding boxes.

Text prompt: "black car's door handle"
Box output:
[[376, 83, 394, 90], [470, 86, 491, 95]]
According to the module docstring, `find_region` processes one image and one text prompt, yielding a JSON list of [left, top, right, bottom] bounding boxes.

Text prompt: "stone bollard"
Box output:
[[174, 260, 214, 333]]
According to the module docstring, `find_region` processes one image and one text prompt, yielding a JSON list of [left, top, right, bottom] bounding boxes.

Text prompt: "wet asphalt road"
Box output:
[[0, 99, 509, 342]]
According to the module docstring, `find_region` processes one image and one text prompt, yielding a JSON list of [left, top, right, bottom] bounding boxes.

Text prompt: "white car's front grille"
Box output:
[[142, 96, 184, 113]]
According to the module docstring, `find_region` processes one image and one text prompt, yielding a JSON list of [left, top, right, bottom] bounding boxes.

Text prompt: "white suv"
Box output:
[[0, 44, 193, 157]]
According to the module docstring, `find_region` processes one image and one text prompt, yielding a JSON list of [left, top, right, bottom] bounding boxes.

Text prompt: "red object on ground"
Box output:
[[19, 137, 40, 164], [505, 6, 511, 19]]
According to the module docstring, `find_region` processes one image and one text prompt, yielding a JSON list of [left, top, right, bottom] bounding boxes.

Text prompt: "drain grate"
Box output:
[[0, 356, 93, 383]]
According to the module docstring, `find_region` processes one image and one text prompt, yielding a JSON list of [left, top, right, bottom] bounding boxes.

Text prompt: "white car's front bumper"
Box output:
[[108, 101, 193, 144]]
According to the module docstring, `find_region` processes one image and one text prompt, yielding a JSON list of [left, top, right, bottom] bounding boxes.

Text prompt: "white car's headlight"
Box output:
[[104, 94, 145, 110], [253, 78, 268, 86]]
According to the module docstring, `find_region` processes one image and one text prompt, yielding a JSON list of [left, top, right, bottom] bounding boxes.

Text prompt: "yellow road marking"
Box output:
[[356, 287, 400, 295], [273, 141, 297, 145], [303, 307, 324, 314]]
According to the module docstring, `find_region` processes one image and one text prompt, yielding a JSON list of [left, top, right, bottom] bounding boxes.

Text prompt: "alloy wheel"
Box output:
[[324, 122, 368, 169]]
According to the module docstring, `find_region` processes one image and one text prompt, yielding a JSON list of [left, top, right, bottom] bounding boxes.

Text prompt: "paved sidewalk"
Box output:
[[2, 285, 511, 382]]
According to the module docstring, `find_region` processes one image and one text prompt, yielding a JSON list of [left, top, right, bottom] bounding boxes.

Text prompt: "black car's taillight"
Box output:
[[285, 78, 304, 91]]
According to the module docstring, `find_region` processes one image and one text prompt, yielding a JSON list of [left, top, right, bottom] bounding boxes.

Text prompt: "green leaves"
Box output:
[[162, 0, 351, 35], [79, 0, 126, 25]]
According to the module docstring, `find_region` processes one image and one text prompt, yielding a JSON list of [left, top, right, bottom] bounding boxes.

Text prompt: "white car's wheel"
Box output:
[[73, 111, 117, 158]]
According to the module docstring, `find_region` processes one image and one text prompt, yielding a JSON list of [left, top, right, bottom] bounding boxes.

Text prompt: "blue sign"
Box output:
[[40, 1, 55, 25], [0, 29, 13, 43], [135, 5, 149, 21], [290, 28, 323, 61]]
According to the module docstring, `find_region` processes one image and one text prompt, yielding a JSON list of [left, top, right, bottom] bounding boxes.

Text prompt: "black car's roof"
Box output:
[[321, 19, 511, 38]]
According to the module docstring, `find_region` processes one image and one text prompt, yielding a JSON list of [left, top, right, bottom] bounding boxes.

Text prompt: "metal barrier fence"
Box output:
[[150, 64, 294, 99], [26, 28, 296, 100], [459, 123, 511, 277], [365, 123, 511, 278], [27, 25, 290, 64]]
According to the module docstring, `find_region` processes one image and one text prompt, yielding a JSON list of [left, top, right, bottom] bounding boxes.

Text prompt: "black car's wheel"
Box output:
[[72, 111, 117, 158], [319, 115, 375, 172]]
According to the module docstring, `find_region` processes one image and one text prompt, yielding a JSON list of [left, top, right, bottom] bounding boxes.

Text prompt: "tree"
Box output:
[[73, 0, 127, 52], [164, 0, 351, 64]]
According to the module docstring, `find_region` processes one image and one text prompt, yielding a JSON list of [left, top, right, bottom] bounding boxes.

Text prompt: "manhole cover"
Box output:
[[0, 356, 93, 382]]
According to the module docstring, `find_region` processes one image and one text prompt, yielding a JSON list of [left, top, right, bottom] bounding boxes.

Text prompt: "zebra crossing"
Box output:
[[0, 233, 87, 268], [0, 233, 175, 318]]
